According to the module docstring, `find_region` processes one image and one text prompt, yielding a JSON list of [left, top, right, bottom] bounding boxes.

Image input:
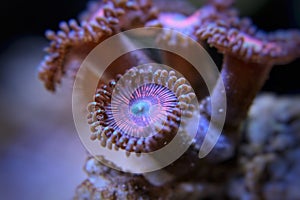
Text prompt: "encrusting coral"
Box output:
[[37, 0, 300, 199], [74, 95, 300, 200]]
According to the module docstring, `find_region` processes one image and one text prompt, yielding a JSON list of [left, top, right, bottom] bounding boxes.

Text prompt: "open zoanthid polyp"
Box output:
[[87, 65, 196, 156]]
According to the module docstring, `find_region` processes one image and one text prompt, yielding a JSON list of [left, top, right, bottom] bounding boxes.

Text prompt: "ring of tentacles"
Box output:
[[87, 64, 196, 156]]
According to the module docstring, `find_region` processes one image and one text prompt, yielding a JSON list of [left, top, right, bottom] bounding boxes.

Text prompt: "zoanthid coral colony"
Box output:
[[38, 0, 300, 199]]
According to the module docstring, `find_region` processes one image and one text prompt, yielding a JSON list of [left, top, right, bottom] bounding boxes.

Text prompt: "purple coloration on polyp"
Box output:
[[159, 12, 201, 30], [129, 83, 178, 127], [129, 98, 154, 127], [109, 83, 178, 138]]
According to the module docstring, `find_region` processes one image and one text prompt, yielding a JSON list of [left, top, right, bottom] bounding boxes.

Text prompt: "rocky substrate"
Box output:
[[74, 94, 300, 200]]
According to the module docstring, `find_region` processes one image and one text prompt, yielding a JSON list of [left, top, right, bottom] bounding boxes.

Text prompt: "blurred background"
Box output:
[[0, 0, 299, 199]]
